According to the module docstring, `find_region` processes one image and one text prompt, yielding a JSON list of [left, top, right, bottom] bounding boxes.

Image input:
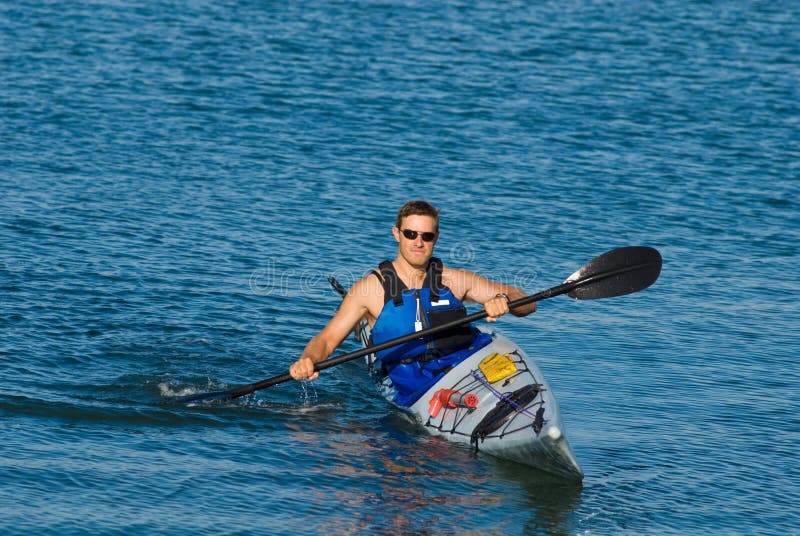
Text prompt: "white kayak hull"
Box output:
[[355, 321, 583, 480]]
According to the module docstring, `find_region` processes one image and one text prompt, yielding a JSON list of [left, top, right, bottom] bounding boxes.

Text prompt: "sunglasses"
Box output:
[[401, 229, 437, 242]]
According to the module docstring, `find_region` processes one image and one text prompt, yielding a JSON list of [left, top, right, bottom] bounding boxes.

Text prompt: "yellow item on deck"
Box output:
[[478, 352, 517, 383]]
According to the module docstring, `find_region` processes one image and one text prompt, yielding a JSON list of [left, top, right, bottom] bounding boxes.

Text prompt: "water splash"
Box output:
[[299, 380, 318, 405], [158, 381, 198, 398], [157, 379, 225, 400]]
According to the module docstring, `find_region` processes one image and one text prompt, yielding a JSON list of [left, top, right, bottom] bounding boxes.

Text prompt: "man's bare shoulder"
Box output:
[[441, 265, 479, 300], [343, 272, 384, 319], [347, 272, 382, 296], [442, 265, 475, 278]]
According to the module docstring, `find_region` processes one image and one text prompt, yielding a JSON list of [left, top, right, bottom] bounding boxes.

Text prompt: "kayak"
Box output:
[[173, 247, 659, 481], [341, 284, 584, 480]]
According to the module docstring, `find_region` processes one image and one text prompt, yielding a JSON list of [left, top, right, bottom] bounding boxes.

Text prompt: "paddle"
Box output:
[[167, 246, 661, 404]]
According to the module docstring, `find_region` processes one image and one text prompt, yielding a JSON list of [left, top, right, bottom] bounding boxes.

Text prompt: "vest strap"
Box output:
[[373, 258, 443, 305], [425, 258, 442, 303], [375, 261, 405, 306]]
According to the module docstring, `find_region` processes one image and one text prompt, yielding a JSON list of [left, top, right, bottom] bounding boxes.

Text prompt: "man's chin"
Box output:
[[406, 251, 431, 265]]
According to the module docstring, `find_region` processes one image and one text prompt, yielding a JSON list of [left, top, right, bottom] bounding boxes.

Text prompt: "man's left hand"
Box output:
[[484, 294, 510, 322]]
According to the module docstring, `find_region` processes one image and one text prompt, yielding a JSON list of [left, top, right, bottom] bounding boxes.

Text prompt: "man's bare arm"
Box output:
[[289, 277, 373, 380], [455, 269, 536, 321]]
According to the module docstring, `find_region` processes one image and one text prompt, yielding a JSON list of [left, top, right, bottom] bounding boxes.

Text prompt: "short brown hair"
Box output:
[[396, 200, 440, 230]]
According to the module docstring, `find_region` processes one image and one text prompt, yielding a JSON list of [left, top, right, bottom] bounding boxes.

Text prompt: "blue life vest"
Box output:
[[371, 258, 492, 407]]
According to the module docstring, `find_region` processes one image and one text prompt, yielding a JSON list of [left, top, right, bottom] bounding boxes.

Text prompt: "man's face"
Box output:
[[393, 214, 439, 267]]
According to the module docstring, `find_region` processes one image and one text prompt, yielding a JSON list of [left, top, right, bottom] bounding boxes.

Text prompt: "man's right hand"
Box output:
[[289, 357, 319, 381]]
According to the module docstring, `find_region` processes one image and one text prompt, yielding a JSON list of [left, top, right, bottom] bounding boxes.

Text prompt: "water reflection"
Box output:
[[284, 410, 582, 534], [489, 457, 584, 535]]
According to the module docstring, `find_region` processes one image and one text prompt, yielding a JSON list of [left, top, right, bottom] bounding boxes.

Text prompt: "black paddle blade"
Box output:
[[328, 276, 347, 298], [564, 246, 662, 300]]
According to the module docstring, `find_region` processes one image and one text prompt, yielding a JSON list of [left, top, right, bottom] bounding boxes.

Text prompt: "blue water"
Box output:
[[2, 0, 799, 533]]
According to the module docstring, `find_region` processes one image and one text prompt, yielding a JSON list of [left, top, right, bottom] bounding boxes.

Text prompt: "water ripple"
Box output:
[[2, 0, 799, 533]]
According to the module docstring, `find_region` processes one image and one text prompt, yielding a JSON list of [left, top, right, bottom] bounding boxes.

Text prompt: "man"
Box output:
[[289, 200, 536, 406]]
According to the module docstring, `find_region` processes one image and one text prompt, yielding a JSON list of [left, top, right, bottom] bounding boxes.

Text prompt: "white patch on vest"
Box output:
[[431, 300, 450, 306], [415, 294, 423, 331]]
